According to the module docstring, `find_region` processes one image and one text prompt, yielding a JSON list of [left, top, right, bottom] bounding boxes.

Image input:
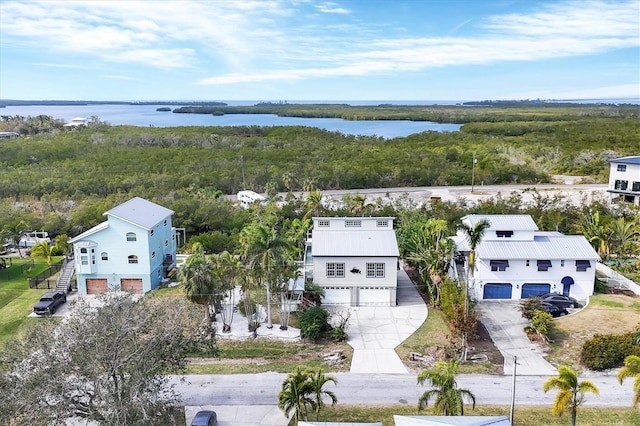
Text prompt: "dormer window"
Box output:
[[318, 220, 330, 227], [126, 232, 137, 242], [128, 255, 138, 264], [345, 219, 361, 227], [376, 219, 388, 227], [496, 230, 513, 238]]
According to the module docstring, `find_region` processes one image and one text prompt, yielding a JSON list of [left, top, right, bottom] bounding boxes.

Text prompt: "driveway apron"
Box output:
[[477, 301, 558, 376], [348, 268, 427, 374]]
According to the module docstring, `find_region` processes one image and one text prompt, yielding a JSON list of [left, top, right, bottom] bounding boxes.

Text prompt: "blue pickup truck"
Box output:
[[33, 292, 67, 315]]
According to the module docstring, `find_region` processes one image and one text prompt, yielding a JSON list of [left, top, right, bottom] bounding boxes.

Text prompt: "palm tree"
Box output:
[[30, 241, 55, 266], [609, 217, 639, 262], [278, 367, 315, 425], [417, 360, 475, 415], [240, 223, 293, 329], [210, 251, 243, 333], [579, 210, 612, 259], [456, 218, 490, 360], [308, 368, 338, 421], [1, 221, 27, 258], [179, 243, 215, 322], [617, 355, 640, 407], [303, 190, 324, 220], [543, 365, 599, 426]]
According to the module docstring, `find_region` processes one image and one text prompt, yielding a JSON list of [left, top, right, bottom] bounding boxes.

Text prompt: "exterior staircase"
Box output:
[[55, 257, 75, 293]]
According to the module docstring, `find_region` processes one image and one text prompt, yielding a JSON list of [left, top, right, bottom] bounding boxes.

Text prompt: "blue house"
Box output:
[[69, 197, 177, 295]]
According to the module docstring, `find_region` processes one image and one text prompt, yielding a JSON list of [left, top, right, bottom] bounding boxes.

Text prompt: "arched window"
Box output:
[[128, 255, 138, 264], [101, 252, 108, 261], [126, 232, 137, 242]]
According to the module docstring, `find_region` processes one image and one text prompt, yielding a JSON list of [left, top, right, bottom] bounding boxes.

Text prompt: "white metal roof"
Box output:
[[104, 197, 173, 230], [477, 234, 599, 260], [68, 221, 109, 243], [462, 214, 538, 231], [312, 229, 400, 257]]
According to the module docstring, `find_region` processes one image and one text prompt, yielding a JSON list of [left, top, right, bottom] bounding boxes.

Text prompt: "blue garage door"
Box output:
[[483, 283, 512, 299], [521, 283, 551, 298]]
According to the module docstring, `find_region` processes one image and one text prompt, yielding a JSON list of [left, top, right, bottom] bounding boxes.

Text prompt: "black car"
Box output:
[[540, 294, 580, 309], [190, 410, 217, 426], [33, 291, 67, 315], [541, 302, 568, 317]]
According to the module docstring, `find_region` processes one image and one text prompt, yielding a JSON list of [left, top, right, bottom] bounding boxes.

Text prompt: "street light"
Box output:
[[471, 154, 478, 193]]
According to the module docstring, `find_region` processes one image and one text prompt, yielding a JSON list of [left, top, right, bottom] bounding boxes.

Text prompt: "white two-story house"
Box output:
[[69, 197, 177, 295], [607, 155, 640, 206], [304, 217, 399, 306], [453, 214, 599, 301]]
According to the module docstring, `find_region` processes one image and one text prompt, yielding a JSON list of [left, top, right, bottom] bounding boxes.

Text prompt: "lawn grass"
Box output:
[[547, 293, 640, 370], [314, 404, 640, 426], [0, 257, 61, 347]]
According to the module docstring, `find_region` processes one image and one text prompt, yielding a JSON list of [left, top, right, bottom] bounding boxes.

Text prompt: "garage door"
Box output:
[[322, 287, 351, 305], [358, 287, 390, 306], [121, 278, 143, 294], [521, 283, 551, 298], [483, 283, 512, 299], [86, 279, 108, 294]]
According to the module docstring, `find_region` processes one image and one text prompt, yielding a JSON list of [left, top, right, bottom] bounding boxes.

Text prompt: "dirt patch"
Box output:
[[471, 320, 504, 372]]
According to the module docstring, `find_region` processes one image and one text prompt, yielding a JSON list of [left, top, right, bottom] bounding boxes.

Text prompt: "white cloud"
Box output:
[[316, 2, 350, 14]]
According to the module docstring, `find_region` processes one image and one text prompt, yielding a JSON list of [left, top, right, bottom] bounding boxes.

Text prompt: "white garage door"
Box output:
[[358, 287, 390, 306], [322, 287, 351, 305]]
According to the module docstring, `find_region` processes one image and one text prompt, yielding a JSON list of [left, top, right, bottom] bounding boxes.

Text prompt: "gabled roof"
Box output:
[[104, 197, 173, 230], [477, 234, 599, 260], [68, 221, 109, 243], [610, 156, 640, 165], [313, 229, 400, 257], [462, 214, 538, 231]]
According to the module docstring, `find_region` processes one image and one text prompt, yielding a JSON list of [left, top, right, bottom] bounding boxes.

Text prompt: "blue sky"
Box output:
[[1, 0, 638, 101]]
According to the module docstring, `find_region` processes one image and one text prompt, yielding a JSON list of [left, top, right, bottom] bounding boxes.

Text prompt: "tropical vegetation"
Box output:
[[278, 366, 337, 425], [417, 360, 476, 415], [543, 365, 599, 426]]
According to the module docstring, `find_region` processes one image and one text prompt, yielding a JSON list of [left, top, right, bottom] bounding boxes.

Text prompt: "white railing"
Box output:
[[596, 262, 640, 296]]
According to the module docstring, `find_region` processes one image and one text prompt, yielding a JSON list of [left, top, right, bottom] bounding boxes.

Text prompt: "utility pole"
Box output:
[[510, 355, 518, 425], [471, 153, 477, 193]]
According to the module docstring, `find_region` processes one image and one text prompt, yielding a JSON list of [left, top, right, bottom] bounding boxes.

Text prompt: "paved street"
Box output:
[[173, 372, 634, 408]]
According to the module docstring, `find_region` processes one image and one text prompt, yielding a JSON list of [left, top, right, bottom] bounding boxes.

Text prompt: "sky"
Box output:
[[0, 0, 639, 102]]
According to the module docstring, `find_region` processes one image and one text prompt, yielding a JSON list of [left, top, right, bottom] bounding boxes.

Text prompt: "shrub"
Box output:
[[580, 333, 639, 370], [520, 297, 545, 320], [331, 327, 348, 342], [237, 298, 256, 318], [530, 311, 553, 342], [298, 306, 330, 342]]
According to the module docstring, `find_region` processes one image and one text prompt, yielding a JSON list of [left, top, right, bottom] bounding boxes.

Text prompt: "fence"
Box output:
[[28, 260, 65, 289], [596, 262, 640, 296], [0, 258, 34, 282]]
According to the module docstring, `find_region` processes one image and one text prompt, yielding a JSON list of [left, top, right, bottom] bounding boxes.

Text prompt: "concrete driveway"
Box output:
[[346, 268, 428, 374], [476, 300, 557, 376]]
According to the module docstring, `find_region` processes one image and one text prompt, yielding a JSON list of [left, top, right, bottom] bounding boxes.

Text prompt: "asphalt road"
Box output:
[[172, 372, 634, 408]]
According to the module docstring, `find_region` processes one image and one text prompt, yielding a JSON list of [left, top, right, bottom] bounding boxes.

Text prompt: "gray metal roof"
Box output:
[[104, 197, 173, 230], [611, 155, 640, 164], [312, 229, 400, 257], [462, 214, 538, 231], [477, 234, 599, 260], [394, 416, 511, 426]]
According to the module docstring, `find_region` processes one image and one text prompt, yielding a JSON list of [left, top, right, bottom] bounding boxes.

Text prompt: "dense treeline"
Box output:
[[0, 105, 637, 242]]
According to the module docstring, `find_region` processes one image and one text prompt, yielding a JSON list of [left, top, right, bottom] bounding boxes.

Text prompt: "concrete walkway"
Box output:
[[347, 268, 428, 374], [476, 301, 557, 376]]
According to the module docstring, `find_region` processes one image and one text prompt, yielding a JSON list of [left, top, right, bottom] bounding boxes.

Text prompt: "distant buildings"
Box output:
[[607, 155, 640, 206]]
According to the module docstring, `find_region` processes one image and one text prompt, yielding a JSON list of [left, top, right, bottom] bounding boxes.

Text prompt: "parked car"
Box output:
[[539, 294, 580, 309], [33, 291, 67, 315], [540, 302, 568, 317], [190, 410, 217, 426]]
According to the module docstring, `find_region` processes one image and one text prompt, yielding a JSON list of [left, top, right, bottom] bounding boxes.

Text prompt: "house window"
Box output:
[[561, 260, 565, 267], [318, 220, 330, 227], [128, 255, 138, 264], [165, 240, 169, 247], [490, 260, 509, 272], [633, 182, 640, 192], [345, 220, 361, 227], [537, 260, 552, 271], [150, 229, 155, 237], [164, 219, 167, 226], [126, 232, 137, 242], [576, 260, 591, 272], [81, 256, 88, 265], [526, 260, 530, 267], [91, 255, 96, 265], [101, 252, 108, 261], [80, 248, 87, 254], [326, 263, 345, 278], [615, 180, 628, 190], [496, 230, 514, 238], [376, 219, 388, 227], [617, 164, 627, 172], [366, 263, 385, 278], [152, 251, 156, 259]]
